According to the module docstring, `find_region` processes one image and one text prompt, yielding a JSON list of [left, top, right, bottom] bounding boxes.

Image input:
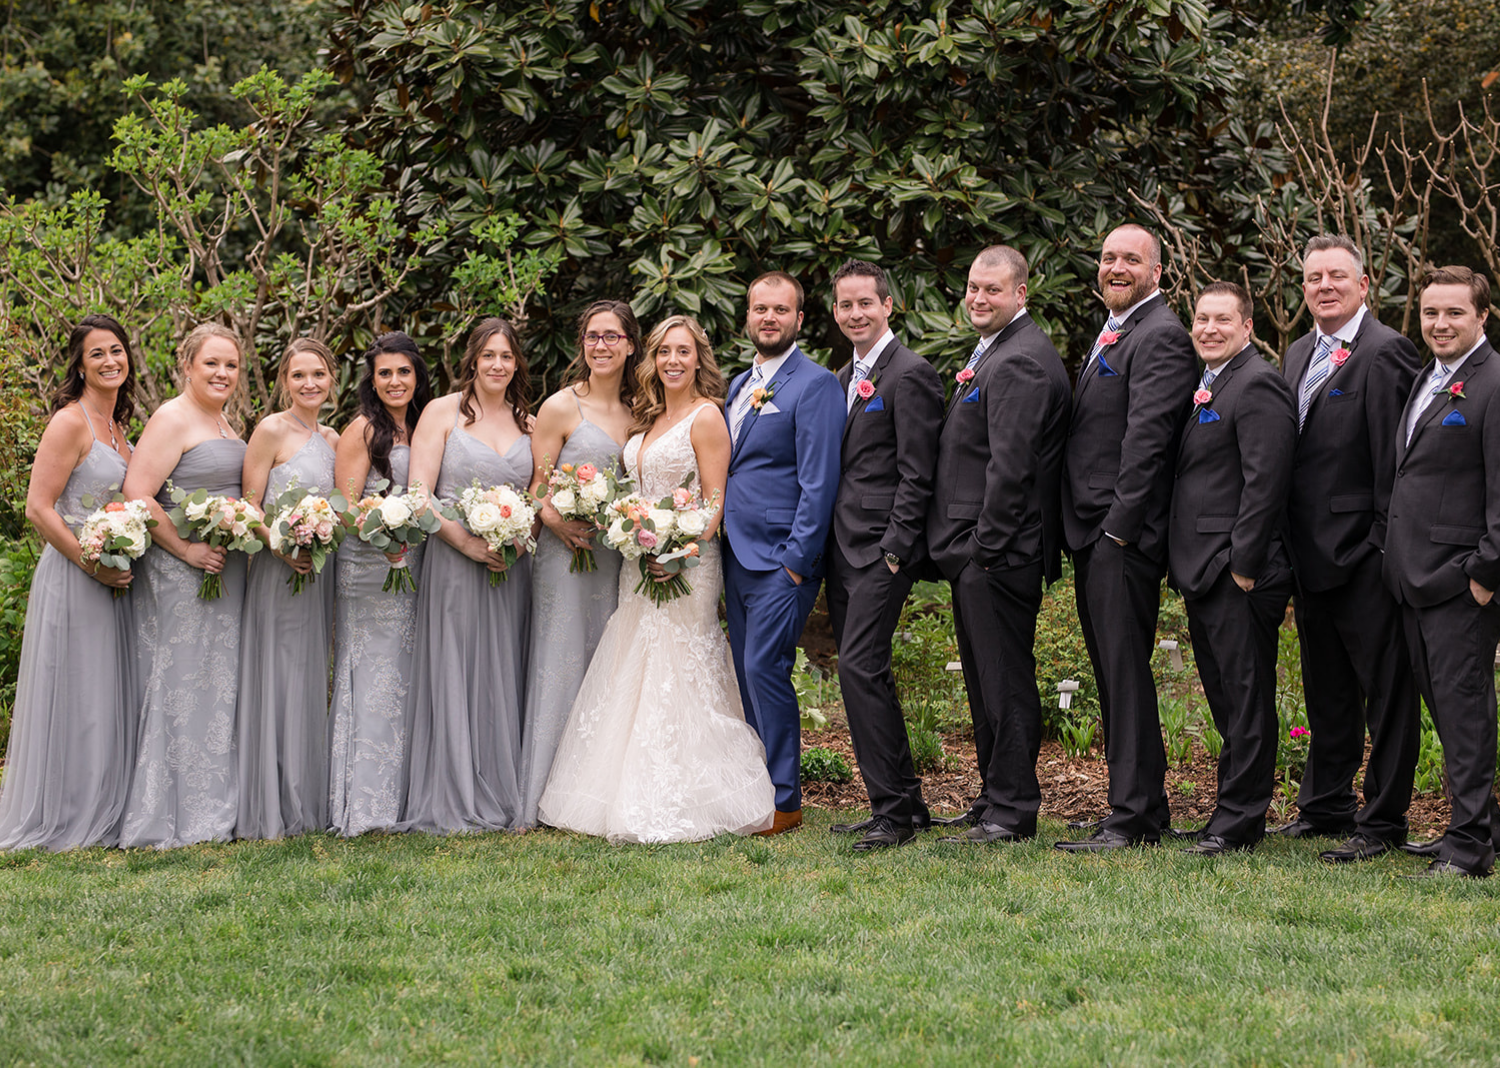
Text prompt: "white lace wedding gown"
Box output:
[[537, 404, 775, 843]]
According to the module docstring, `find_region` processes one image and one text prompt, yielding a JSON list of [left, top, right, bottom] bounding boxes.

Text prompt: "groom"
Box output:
[[723, 270, 846, 835]]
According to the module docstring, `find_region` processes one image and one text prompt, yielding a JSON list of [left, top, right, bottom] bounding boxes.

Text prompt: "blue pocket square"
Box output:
[[961, 387, 980, 403], [1198, 408, 1221, 424], [864, 395, 885, 412], [1443, 410, 1467, 427], [1328, 388, 1344, 397], [1096, 354, 1118, 377]]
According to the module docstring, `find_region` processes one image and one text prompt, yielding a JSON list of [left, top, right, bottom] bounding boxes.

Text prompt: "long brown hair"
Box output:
[[630, 315, 726, 436], [457, 317, 531, 427], [51, 313, 137, 426], [560, 300, 643, 407]]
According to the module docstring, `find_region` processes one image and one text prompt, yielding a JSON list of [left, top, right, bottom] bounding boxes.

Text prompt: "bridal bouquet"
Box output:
[[70, 493, 156, 597], [602, 478, 718, 605], [455, 480, 536, 586], [265, 483, 349, 595], [534, 458, 623, 573], [348, 480, 447, 594], [166, 483, 265, 600]]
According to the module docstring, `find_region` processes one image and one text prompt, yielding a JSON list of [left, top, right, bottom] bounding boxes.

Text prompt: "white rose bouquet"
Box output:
[[455, 479, 537, 587], [265, 482, 349, 595], [348, 479, 448, 594], [600, 476, 720, 605], [534, 457, 625, 573], [166, 483, 266, 600], [68, 493, 157, 598]]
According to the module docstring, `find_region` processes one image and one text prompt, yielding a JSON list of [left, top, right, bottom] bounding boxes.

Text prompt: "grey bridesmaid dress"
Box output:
[[234, 432, 337, 839], [120, 438, 248, 849], [327, 444, 424, 836], [517, 397, 623, 827], [400, 420, 533, 833], [0, 416, 136, 851]]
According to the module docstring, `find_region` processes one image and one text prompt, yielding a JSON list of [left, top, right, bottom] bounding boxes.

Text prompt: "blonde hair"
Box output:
[[630, 315, 726, 435], [176, 322, 243, 385], [274, 337, 339, 409]]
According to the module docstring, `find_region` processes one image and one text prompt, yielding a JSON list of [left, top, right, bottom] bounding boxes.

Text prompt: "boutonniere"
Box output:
[[1330, 347, 1351, 368], [750, 385, 775, 410], [1193, 388, 1213, 408], [956, 367, 975, 385], [1450, 381, 1466, 400], [1099, 330, 1121, 346], [855, 379, 876, 400]]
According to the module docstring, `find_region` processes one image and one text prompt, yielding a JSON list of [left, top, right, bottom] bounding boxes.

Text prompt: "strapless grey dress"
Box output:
[[517, 413, 623, 828], [328, 444, 424, 836], [119, 438, 248, 849], [235, 433, 337, 840], [401, 424, 533, 833], [0, 435, 136, 851]]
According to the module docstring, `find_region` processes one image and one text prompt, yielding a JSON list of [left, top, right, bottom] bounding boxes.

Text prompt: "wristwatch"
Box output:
[[884, 552, 901, 568]]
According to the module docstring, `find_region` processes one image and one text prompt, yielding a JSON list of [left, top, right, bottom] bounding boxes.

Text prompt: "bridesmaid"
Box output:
[[0, 315, 139, 851], [327, 332, 433, 836], [119, 323, 248, 848], [234, 339, 341, 840], [517, 301, 640, 828], [401, 317, 535, 833]]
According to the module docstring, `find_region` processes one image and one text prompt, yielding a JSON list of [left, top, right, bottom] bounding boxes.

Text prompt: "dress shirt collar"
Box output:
[[752, 346, 795, 380], [1316, 302, 1366, 348], [1111, 290, 1160, 327], [853, 329, 896, 365]]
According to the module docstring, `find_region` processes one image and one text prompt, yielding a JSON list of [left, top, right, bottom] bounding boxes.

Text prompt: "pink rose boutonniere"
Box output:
[[956, 368, 975, 385], [1098, 330, 1121, 347], [855, 379, 876, 400], [1330, 347, 1351, 368], [1193, 388, 1213, 407], [1450, 381, 1466, 400]]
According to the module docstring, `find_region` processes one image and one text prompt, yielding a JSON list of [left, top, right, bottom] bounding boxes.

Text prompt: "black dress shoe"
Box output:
[[1054, 829, 1158, 852], [830, 817, 876, 835], [931, 811, 980, 828], [937, 821, 1033, 844], [1066, 816, 1104, 832], [850, 817, 916, 852], [1162, 826, 1202, 841], [1400, 838, 1444, 857], [1407, 859, 1490, 879], [1319, 834, 1394, 863], [1181, 833, 1251, 856], [1271, 817, 1356, 839]]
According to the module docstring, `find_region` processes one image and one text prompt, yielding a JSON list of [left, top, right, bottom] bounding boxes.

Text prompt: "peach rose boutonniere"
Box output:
[[750, 385, 775, 410]]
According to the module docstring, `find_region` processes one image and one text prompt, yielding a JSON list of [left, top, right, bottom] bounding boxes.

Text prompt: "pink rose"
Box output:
[[1193, 388, 1213, 406], [315, 520, 334, 540], [956, 368, 975, 384], [1451, 381, 1467, 399], [576, 463, 598, 481], [499, 505, 513, 519], [673, 488, 693, 508], [856, 379, 876, 400], [637, 528, 658, 549], [1099, 330, 1121, 346], [1330, 347, 1350, 367]]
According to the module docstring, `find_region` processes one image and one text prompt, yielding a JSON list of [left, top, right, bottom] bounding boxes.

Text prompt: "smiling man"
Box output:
[[822, 259, 943, 851], [1384, 266, 1500, 877], [1168, 283, 1296, 855], [1279, 234, 1422, 864], [1057, 223, 1197, 852]]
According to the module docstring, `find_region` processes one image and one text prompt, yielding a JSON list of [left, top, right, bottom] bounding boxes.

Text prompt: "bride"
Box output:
[[538, 314, 775, 842]]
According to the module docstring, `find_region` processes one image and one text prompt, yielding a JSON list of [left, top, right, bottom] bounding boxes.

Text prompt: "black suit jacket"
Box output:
[[926, 311, 1071, 582], [830, 336, 944, 568], [1283, 313, 1420, 592], [1384, 340, 1500, 608], [1062, 294, 1197, 563], [1167, 346, 1297, 598]]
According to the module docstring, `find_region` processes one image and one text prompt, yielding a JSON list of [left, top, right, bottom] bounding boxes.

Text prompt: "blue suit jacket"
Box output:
[[723, 346, 845, 577]]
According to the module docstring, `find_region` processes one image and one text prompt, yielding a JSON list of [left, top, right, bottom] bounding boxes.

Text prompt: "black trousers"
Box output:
[[1293, 551, 1419, 839], [1186, 566, 1293, 844], [1074, 538, 1168, 838], [951, 558, 1045, 833], [826, 543, 927, 824], [1402, 591, 1500, 873]]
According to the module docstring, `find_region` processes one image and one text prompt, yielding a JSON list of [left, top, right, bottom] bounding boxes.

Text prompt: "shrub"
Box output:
[[905, 724, 949, 775], [0, 538, 38, 754], [800, 747, 852, 785]]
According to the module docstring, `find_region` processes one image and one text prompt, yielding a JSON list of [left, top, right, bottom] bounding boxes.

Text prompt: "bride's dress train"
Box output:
[[538, 405, 775, 843]]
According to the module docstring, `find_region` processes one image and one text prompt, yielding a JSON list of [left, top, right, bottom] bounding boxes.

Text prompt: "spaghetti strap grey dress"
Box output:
[[517, 402, 623, 828], [327, 444, 424, 836], [0, 427, 136, 851], [120, 438, 248, 849], [400, 423, 533, 833], [235, 433, 337, 840]]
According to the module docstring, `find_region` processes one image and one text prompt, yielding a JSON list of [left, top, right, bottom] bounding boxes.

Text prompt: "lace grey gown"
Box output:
[[120, 438, 248, 849], [400, 421, 533, 833], [538, 404, 775, 843], [235, 432, 337, 840], [517, 399, 623, 828], [327, 444, 424, 836], [0, 420, 136, 851]]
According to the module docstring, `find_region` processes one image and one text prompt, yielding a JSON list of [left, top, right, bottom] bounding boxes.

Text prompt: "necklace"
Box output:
[[86, 403, 118, 450]]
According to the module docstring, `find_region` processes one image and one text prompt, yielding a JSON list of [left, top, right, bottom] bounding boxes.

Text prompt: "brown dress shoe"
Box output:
[[755, 809, 803, 836]]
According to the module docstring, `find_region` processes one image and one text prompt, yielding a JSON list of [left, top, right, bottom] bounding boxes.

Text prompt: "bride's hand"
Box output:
[[646, 556, 669, 582]]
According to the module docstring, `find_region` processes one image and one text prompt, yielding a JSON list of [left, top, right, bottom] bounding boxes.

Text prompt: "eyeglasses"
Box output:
[[585, 332, 626, 347]]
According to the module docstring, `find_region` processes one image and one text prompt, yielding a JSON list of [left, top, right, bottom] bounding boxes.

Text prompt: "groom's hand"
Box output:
[[784, 566, 803, 585]]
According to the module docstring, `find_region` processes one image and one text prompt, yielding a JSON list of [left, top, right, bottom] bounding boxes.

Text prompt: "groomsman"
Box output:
[[1057, 223, 1197, 852], [723, 271, 846, 835], [823, 260, 944, 851], [926, 245, 1070, 843], [1168, 283, 1296, 855], [1280, 234, 1421, 862], [1384, 266, 1500, 878]]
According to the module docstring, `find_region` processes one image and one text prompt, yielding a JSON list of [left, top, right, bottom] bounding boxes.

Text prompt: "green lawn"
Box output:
[[2, 813, 1497, 1066]]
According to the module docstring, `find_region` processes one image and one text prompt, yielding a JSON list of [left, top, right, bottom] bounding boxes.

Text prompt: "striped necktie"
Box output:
[[730, 364, 764, 443], [1297, 335, 1336, 431], [846, 356, 874, 412], [1200, 368, 1217, 392], [966, 339, 987, 372], [1406, 361, 1452, 444], [1085, 315, 1123, 373]]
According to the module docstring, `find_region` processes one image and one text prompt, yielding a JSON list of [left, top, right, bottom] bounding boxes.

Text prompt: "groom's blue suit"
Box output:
[[723, 345, 845, 812]]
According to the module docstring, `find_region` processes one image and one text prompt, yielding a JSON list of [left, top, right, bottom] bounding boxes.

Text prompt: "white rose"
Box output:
[[183, 499, 210, 522], [551, 487, 577, 514], [647, 508, 676, 536], [125, 531, 148, 556], [268, 525, 286, 553], [579, 479, 608, 507], [379, 495, 412, 527], [676, 509, 707, 537], [467, 501, 502, 533]]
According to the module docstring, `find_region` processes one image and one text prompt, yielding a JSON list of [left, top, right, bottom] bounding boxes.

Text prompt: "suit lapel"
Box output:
[[730, 347, 804, 464], [1407, 342, 1493, 451], [1077, 298, 1154, 396], [843, 336, 898, 446], [1301, 315, 1367, 424]]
